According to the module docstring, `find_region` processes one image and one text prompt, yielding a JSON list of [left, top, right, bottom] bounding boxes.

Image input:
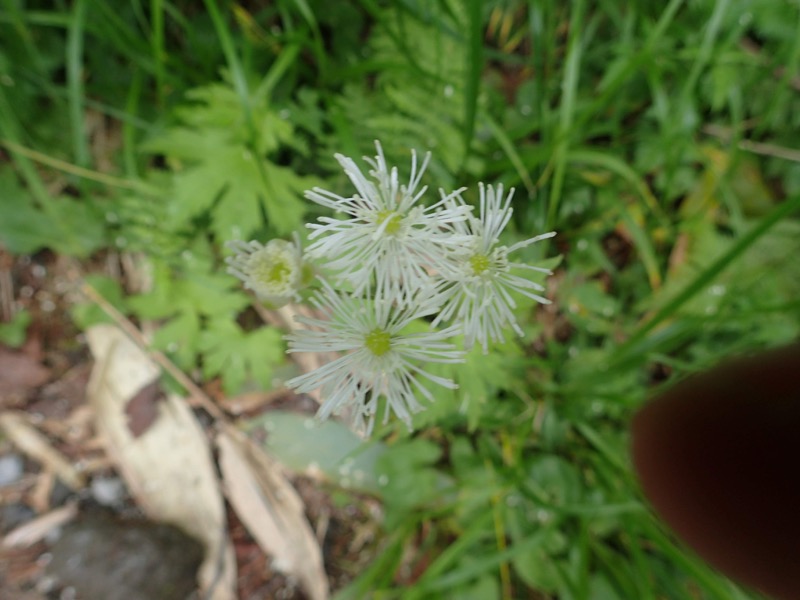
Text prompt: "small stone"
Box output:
[[90, 477, 126, 506], [0, 453, 24, 487]]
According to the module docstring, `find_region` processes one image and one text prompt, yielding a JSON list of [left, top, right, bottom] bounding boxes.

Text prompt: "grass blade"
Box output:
[[613, 193, 800, 367], [462, 0, 483, 163], [547, 0, 585, 230], [66, 0, 89, 167], [150, 0, 166, 107]]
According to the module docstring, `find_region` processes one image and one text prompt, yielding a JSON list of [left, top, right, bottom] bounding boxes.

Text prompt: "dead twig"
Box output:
[[0, 412, 85, 490], [3, 503, 78, 548]]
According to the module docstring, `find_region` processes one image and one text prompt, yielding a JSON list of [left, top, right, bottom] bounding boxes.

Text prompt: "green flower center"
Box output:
[[376, 210, 403, 236], [252, 256, 291, 284], [469, 253, 491, 275], [364, 328, 392, 356]]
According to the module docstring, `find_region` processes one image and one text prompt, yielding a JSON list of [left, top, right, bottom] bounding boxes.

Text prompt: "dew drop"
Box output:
[[537, 509, 552, 523]]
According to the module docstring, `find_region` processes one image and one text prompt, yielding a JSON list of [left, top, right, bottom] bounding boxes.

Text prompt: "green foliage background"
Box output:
[[2, 0, 800, 598]]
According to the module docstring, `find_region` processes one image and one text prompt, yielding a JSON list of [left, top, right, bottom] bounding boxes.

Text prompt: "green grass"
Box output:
[[2, 0, 799, 598]]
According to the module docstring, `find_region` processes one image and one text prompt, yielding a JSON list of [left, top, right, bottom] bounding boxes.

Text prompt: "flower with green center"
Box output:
[[304, 141, 470, 305], [469, 253, 491, 276], [225, 237, 306, 306], [375, 210, 404, 236], [433, 183, 556, 353], [364, 328, 392, 356], [285, 280, 465, 435]]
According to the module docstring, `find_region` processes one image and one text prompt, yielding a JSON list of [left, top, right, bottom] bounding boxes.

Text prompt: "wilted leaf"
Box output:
[[124, 380, 164, 438], [217, 427, 329, 600], [0, 346, 50, 401], [86, 324, 235, 600]]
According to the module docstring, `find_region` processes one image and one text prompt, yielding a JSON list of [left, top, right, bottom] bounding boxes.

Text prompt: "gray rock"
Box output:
[[47, 510, 204, 600]]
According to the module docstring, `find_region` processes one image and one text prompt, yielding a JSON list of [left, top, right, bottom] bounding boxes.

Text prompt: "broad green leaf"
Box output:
[[0, 170, 105, 257], [71, 275, 126, 329], [244, 410, 388, 494], [198, 320, 284, 394], [152, 310, 201, 368], [376, 438, 453, 527]]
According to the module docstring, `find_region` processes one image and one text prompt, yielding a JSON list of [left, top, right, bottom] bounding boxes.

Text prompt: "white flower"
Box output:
[[225, 237, 305, 306], [433, 183, 556, 353], [285, 280, 465, 435], [304, 141, 469, 305]]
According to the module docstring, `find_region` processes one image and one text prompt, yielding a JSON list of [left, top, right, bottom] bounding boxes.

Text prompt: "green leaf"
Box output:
[[416, 341, 525, 430], [505, 502, 565, 594], [0, 310, 31, 348], [376, 438, 452, 526], [244, 410, 388, 494], [0, 170, 105, 257], [130, 266, 248, 319], [0, 169, 51, 253], [142, 127, 231, 164], [528, 455, 583, 508], [141, 79, 309, 239], [71, 275, 126, 329], [197, 320, 284, 395], [51, 195, 107, 257], [152, 310, 201, 369]]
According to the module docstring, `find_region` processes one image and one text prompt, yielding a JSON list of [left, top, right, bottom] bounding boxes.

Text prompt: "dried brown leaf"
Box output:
[[0, 347, 50, 406], [86, 324, 236, 600], [217, 427, 329, 600]]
